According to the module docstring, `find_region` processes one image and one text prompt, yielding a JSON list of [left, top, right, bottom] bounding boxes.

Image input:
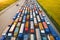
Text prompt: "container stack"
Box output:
[[0, 0, 60, 40]]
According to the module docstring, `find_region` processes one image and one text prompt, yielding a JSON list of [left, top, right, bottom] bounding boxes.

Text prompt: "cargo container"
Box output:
[[21, 10, 24, 17], [22, 19, 26, 23], [36, 15, 41, 22], [14, 27, 19, 37], [9, 22, 17, 33], [30, 21, 34, 29], [30, 14, 33, 19], [38, 22, 45, 33], [25, 27, 29, 33], [18, 23, 25, 39], [30, 34, 34, 40], [35, 28, 41, 40], [42, 22, 49, 33], [41, 13, 45, 17], [41, 36, 47, 40], [0, 36, 6, 40], [22, 16, 26, 23], [33, 11, 36, 17], [42, 22, 48, 28], [19, 17, 22, 22], [19, 9, 23, 12], [30, 21, 34, 33], [47, 34, 54, 40], [11, 37, 16, 40], [13, 13, 19, 20], [26, 15, 30, 20], [14, 18, 19, 23], [48, 24, 58, 37], [25, 21, 29, 28], [23, 34, 29, 40], [34, 18, 38, 28], [44, 17, 50, 25], [35, 10, 38, 15], [55, 36, 60, 40], [25, 10, 27, 15], [39, 22, 44, 30], [17, 22, 21, 27], [30, 10, 32, 15]]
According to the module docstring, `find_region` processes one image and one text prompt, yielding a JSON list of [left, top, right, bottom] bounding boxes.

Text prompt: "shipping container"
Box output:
[[21, 10, 24, 17], [25, 21, 29, 28], [0, 36, 6, 40], [22, 16, 26, 23], [42, 22, 50, 33], [39, 22, 44, 30], [35, 28, 41, 40], [25, 10, 27, 15], [30, 21, 34, 33], [14, 18, 19, 23], [55, 36, 60, 40], [23, 34, 29, 40], [18, 23, 25, 39], [48, 24, 58, 37], [37, 15, 41, 22], [19, 17, 22, 22], [26, 15, 30, 20], [33, 11, 36, 17], [44, 17, 50, 25], [30, 10, 32, 15], [30, 34, 34, 40], [47, 34, 54, 40], [25, 27, 29, 32], [16, 22, 21, 27], [34, 18, 38, 28], [35, 10, 38, 15], [30, 14, 33, 19], [11, 37, 16, 40], [9, 22, 17, 33], [42, 36, 47, 40], [14, 27, 19, 37], [30, 21, 34, 29], [42, 22, 48, 28], [13, 13, 19, 20]]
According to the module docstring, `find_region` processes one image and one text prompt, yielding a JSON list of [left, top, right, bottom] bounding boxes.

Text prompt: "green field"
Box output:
[[0, 0, 17, 11], [37, 0, 60, 32]]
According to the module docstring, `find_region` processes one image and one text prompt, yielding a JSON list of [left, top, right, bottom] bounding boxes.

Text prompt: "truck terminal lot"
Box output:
[[0, 0, 60, 40]]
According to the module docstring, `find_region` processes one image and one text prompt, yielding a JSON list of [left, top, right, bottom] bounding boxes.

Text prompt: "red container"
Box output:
[[25, 27, 28, 32], [30, 29, 34, 33], [42, 22, 48, 28]]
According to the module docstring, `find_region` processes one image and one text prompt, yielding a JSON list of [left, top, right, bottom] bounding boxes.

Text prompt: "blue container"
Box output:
[[48, 24, 58, 37], [45, 28, 50, 34], [5, 36, 11, 40], [42, 36, 47, 40], [22, 19, 26, 23], [23, 34, 29, 40], [0, 36, 6, 40], [55, 37, 60, 40], [41, 19, 45, 22], [30, 18, 34, 21], [23, 16, 26, 20], [13, 13, 19, 20], [18, 33, 23, 39]]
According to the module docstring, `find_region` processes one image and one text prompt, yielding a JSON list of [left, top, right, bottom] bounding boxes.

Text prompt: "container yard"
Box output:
[[0, 0, 60, 40]]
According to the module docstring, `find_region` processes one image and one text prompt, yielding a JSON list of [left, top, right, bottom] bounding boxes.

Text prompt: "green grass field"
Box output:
[[37, 0, 60, 32], [0, 0, 17, 11]]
